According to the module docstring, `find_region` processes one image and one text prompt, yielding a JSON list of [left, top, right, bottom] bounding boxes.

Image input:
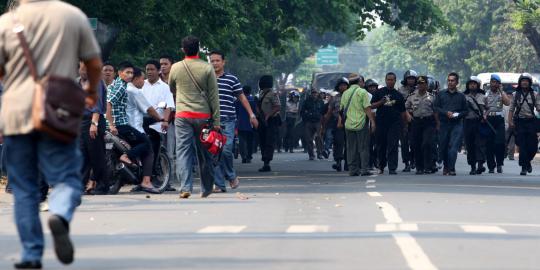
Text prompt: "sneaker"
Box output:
[[230, 177, 240, 189], [179, 192, 191, 199], [48, 215, 74, 265], [497, 166, 503, 173]]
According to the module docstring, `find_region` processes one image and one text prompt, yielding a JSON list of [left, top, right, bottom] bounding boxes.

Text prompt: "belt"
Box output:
[[487, 112, 503, 116], [413, 116, 434, 120]]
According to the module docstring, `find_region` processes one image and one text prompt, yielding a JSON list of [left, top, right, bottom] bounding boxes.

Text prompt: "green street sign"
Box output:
[[316, 45, 339, 65], [89, 18, 98, 30]]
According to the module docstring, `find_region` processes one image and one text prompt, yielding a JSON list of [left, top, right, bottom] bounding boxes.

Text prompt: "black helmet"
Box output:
[[334, 77, 350, 91], [402, 70, 418, 85], [365, 79, 379, 88], [427, 75, 437, 92]]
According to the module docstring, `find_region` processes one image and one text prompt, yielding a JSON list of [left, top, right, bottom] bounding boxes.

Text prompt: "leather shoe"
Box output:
[[48, 215, 74, 265], [14, 261, 42, 269]]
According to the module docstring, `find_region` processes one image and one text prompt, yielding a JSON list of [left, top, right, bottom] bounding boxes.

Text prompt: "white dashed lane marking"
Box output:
[[460, 225, 507, 234], [197, 226, 247, 234], [286, 225, 330, 233], [367, 192, 382, 197]]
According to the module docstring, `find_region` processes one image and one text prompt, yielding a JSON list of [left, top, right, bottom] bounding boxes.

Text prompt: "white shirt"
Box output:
[[143, 79, 175, 114], [126, 83, 152, 134]]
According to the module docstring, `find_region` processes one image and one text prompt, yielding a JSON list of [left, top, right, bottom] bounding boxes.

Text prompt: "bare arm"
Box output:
[[147, 107, 163, 121], [238, 93, 259, 128], [105, 102, 117, 135]]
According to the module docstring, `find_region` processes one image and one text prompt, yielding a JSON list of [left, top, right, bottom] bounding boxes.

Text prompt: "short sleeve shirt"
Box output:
[[509, 90, 540, 118], [486, 90, 504, 113], [340, 85, 371, 131], [465, 93, 487, 119], [371, 87, 406, 123], [0, 1, 101, 135], [217, 73, 243, 119], [405, 91, 435, 118]]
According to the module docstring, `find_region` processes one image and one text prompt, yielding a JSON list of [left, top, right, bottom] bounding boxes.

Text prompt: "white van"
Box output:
[[476, 72, 540, 93]]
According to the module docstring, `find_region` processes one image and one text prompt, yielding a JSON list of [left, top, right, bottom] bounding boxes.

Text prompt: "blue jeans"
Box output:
[[5, 133, 83, 262], [438, 121, 464, 171], [214, 118, 237, 190], [175, 118, 214, 193]]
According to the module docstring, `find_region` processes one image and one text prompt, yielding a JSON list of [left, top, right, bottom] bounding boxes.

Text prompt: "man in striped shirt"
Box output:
[[210, 51, 258, 192]]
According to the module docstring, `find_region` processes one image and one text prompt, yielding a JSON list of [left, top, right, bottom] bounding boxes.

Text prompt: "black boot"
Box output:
[[14, 261, 42, 269], [521, 166, 527, 175], [469, 164, 477, 175], [497, 165, 503, 173], [332, 160, 342, 172], [476, 162, 486, 175], [259, 162, 271, 172], [402, 162, 411, 172]]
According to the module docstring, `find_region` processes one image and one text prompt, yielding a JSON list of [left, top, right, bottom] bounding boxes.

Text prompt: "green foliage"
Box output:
[[363, 0, 540, 84], [512, 0, 540, 30]]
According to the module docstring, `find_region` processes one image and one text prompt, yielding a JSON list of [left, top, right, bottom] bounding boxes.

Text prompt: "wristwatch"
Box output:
[[91, 121, 99, 127]]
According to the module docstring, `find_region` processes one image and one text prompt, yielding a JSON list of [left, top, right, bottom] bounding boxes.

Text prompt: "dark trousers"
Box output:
[[411, 117, 436, 171], [333, 127, 346, 161], [369, 132, 377, 168], [117, 125, 151, 161], [376, 120, 400, 171], [284, 117, 297, 151], [486, 116, 506, 169], [80, 116, 107, 190], [464, 119, 487, 165], [259, 117, 279, 163], [438, 121, 464, 171], [400, 121, 413, 165], [304, 121, 323, 158], [346, 124, 370, 174], [515, 118, 538, 168], [239, 130, 254, 161]]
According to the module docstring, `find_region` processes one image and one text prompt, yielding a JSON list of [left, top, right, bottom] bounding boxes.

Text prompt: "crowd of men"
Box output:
[[269, 71, 539, 177]]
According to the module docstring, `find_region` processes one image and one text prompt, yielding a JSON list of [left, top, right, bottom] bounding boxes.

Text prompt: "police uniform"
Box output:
[[509, 82, 540, 175], [485, 89, 507, 172], [258, 80, 281, 172], [399, 85, 416, 171], [406, 88, 437, 174], [464, 90, 488, 174]]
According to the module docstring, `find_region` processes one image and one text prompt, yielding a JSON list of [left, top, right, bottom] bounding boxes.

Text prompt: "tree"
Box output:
[[512, 0, 540, 60]]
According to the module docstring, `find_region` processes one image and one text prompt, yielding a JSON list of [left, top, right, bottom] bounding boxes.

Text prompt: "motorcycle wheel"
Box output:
[[105, 150, 123, 195], [151, 146, 171, 193]]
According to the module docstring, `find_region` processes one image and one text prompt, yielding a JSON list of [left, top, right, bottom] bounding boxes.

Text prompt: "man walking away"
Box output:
[[340, 74, 376, 176], [434, 72, 468, 176], [0, 0, 102, 267], [257, 75, 281, 172], [508, 73, 540, 176], [169, 36, 221, 198], [236, 86, 257, 164], [301, 89, 325, 160]]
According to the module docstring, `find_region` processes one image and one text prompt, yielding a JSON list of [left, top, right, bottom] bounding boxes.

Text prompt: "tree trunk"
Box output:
[[522, 22, 540, 61]]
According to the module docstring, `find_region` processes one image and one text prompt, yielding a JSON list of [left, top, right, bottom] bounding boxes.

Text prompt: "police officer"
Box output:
[[508, 73, 540, 175], [464, 76, 488, 175], [398, 70, 418, 172], [485, 74, 511, 173], [405, 76, 440, 174]]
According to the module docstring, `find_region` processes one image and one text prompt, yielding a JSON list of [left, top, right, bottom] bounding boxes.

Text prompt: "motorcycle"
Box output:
[[104, 131, 172, 194]]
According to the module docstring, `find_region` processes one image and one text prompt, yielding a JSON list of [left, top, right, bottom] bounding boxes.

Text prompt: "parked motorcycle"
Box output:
[[104, 131, 171, 194]]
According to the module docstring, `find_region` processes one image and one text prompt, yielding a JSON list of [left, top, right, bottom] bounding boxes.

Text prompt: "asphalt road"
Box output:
[[1, 151, 539, 270]]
